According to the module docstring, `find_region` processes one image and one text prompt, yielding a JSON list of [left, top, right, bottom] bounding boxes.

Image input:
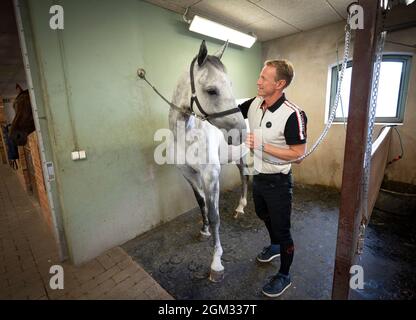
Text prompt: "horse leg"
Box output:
[[234, 163, 249, 219], [182, 170, 210, 239], [202, 168, 224, 282], [190, 185, 211, 240]]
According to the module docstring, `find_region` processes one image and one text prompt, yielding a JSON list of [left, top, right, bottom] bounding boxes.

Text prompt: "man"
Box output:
[[239, 59, 307, 298]]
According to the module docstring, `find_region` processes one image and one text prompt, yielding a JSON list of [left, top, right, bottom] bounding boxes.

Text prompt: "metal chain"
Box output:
[[357, 31, 387, 256], [255, 23, 352, 166]]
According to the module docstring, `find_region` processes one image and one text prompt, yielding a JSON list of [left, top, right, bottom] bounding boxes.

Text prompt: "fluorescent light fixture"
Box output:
[[189, 15, 256, 48]]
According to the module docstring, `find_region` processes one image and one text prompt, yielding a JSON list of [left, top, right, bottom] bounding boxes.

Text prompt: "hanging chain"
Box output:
[[356, 31, 387, 256], [255, 23, 352, 166]]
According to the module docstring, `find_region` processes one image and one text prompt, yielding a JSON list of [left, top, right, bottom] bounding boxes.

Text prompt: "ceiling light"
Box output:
[[189, 15, 256, 48]]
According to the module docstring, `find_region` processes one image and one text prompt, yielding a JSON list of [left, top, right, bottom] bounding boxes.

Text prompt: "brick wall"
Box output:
[[1, 108, 52, 230], [16, 146, 32, 193], [28, 132, 52, 230]]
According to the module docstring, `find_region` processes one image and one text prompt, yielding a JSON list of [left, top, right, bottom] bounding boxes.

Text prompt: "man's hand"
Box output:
[[245, 132, 254, 149], [245, 133, 262, 149]]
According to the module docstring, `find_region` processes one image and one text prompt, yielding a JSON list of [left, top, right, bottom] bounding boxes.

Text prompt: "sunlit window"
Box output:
[[329, 55, 412, 123]]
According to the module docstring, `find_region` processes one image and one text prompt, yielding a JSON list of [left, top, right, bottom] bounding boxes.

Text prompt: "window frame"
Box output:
[[327, 53, 412, 124]]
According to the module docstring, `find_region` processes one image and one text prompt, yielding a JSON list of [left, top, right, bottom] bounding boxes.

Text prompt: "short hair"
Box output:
[[264, 59, 294, 88]]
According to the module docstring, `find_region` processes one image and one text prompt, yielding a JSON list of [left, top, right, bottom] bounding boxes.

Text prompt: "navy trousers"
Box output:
[[252, 172, 294, 246]]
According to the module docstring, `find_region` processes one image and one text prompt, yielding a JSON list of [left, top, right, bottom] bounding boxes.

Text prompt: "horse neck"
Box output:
[[12, 92, 34, 132], [169, 73, 194, 134]]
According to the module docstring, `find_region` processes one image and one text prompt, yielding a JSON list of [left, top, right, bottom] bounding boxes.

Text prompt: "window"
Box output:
[[328, 54, 412, 123]]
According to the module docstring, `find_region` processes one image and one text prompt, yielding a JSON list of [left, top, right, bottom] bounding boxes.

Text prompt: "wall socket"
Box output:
[[71, 150, 87, 161]]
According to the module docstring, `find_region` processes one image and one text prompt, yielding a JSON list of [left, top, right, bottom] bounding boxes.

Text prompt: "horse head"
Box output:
[[188, 41, 247, 146], [9, 84, 35, 146]]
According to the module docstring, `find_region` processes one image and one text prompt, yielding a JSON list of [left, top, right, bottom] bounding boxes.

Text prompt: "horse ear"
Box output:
[[16, 84, 23, 94], [214, 40, 229, 60], [197, 40, 208, 66]]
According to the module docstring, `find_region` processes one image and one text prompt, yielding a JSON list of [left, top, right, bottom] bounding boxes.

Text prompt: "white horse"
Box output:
[[168, 40, 249, 282]]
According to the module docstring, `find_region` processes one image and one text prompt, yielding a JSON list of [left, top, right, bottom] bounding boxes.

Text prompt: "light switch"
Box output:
[[71, 151, 80, 160]]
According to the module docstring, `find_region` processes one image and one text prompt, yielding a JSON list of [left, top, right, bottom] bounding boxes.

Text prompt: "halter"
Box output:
[[138, 57, 241, 123], [189, 57, 241, 121]]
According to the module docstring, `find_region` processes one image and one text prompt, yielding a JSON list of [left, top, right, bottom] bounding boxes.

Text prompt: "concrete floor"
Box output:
[[350, 207, 416, 299], [123, 183, 416, 300]]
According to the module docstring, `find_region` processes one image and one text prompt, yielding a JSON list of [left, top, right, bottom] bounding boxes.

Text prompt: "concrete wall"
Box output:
[[263, 22, 416, 188], [24, 0, 262, 264], [383, 28, 416, 184]]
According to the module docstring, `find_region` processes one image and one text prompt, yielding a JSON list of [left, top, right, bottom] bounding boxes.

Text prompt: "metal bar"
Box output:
[[383, 1, 416, 32], [332, 0, 381, 300], [385, 40, 416, 48]]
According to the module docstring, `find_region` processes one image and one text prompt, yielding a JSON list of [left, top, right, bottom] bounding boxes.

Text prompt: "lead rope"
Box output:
[[253, 20, 352, 166], [138, 59, 240, 122], [356, 30, 387, 257], [137, 68, 208, 121]]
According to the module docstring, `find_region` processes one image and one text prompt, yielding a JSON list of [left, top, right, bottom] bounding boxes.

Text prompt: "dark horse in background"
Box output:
[[10, 84, 35, 146], [1, 84, 35, 169]]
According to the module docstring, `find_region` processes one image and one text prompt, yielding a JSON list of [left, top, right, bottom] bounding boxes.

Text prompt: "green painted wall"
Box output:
[[25, 0, 262, 264]]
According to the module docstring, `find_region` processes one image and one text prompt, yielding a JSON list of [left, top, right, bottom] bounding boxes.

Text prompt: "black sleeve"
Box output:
[[238, 97, 255, 119], [284, 111, 307, 145]]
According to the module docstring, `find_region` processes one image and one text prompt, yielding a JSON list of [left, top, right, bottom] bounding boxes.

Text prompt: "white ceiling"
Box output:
[[144, 0, 352, 42]]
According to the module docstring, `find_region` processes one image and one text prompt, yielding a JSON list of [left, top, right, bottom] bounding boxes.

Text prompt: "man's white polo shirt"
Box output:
[[238, 93, 307, 174]]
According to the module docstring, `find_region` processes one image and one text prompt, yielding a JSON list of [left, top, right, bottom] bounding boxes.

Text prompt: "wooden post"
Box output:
[[332, 0, 382, 300]]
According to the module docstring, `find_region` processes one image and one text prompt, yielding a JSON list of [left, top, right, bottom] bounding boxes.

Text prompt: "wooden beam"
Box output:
[[384, 2, 416, 32], [332, 0, 382, 300], [367, 128, 392, 222]]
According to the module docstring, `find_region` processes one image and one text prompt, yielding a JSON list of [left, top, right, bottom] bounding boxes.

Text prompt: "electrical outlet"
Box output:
[[71, 151, 80, 160]]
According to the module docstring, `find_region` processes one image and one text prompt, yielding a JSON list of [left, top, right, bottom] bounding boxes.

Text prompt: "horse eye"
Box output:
[[206, 88, 218, 96]]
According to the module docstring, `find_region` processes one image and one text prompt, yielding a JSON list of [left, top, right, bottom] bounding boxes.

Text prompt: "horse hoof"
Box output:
[[233, 210, 243, 219], [199, 230, 211, 241], [209, 269, 224, 282]]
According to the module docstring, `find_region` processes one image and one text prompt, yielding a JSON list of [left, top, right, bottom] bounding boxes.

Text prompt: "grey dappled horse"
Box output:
[[168, 41, 249, 281]]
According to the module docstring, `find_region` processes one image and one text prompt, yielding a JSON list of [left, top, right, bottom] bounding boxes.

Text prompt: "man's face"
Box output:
[[257, 65, 278, 97], [257, 65, 285, 97]]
